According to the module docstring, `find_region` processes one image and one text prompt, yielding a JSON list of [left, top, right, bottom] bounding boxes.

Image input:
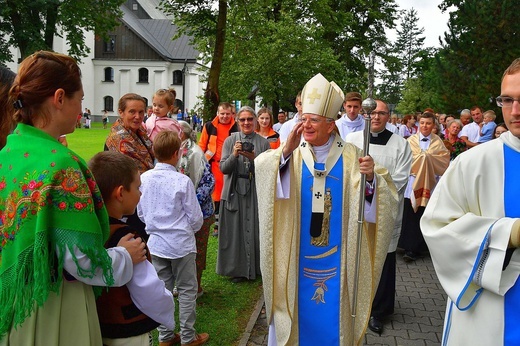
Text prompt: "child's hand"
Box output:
[[118, 233, 147, 264]]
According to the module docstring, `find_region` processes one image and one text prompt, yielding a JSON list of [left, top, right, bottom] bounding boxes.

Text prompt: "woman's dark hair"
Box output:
[[9, 51, 82, 127]]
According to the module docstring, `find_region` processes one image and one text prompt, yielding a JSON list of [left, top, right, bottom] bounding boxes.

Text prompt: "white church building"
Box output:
[[5, 0, 205, 122]]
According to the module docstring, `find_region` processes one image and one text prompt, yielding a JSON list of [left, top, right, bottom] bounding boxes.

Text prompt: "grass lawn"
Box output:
[[67, 122, 264, 345]]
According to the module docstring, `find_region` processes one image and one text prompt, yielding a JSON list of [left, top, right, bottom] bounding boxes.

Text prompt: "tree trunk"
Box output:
[[203, 0, 227, 122]]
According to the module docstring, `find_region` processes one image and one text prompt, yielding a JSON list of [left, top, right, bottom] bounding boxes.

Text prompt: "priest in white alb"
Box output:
[[346, 99, 412, 335], [421, 58, 520, 345], [255, 74, 398, 345]]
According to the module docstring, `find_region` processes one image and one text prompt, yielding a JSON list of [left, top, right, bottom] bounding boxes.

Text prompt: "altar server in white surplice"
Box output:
[[421, 57, 520, 346], [346, 99, 412, 335], [335, 91, 365, 140], [255, 74, 398, 346]]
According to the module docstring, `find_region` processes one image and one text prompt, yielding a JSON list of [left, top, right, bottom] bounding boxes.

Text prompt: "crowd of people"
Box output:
[[1, 50, 520, 346]]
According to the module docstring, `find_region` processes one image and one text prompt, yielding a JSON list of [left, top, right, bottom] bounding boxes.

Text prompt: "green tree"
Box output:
[[378, 8, 427, 107], [160, 0, 228, 120], [428, 0, 520, 114], [217, 0, 343, 112], [396, 77, 435, 114], [0, 0, 125, 62], [160, 0, 399, 117], [394, 9, 425, 80]]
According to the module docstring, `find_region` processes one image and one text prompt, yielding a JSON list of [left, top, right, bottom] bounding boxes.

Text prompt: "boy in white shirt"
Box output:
[[88, 151, 175, 346], [138, 130, 209, 346]]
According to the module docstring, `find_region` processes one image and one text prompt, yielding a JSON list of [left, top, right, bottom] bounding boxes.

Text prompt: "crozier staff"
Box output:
[[255, 73, 398, 345]]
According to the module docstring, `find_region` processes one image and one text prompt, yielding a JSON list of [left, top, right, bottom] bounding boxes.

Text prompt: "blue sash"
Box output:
[[298, 157, 343, 345], [504, 144, 520, 345]]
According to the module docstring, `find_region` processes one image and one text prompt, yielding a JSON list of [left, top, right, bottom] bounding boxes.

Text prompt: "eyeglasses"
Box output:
[[300, 116, 328, 124], [370, 111, 389, 117], [496, 96, 520, 108], [238, 117, 254, 123]]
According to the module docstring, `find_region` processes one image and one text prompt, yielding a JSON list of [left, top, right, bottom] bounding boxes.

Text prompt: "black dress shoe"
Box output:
[[403, 251, 418, 262], [368, 316, 384, 335]]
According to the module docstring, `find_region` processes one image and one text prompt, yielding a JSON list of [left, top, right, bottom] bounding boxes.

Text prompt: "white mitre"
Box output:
[[301, 73, 344, 119]]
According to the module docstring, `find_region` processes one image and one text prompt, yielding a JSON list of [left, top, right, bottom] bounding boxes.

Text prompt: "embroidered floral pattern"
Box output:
[[0, 166, 99, 251]]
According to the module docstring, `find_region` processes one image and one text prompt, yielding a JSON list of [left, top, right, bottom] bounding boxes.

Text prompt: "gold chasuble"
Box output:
[[408, 134, 450, 211], [255, 137, 398, 345]]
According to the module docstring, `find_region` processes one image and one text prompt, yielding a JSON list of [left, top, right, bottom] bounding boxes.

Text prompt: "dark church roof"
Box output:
[[119, 4, 198, 63]]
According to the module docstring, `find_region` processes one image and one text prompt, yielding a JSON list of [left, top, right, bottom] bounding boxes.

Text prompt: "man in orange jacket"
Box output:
[[198, 102, 238, 236]]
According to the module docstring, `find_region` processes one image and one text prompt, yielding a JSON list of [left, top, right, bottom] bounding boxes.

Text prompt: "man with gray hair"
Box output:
[[255, 74, 398, 345]]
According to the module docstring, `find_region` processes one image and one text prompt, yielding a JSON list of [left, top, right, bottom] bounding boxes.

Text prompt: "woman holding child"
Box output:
[[0, 51, 146, 345], [216, 106, 270, 283], [104, 93, 155, 174]]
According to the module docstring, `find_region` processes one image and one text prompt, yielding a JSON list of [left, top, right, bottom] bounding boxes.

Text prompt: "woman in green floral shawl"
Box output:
[[0, 51, 147, 345]]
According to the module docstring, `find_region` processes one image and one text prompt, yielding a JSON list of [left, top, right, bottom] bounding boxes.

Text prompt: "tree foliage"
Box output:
[[161, 0, 399, 119], [426, 0, 520, 114], [377, 8, 428, 109], [0, 0, 125, 62]]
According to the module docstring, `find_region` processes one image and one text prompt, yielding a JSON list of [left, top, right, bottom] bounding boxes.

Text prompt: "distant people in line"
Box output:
[[272, 109, 287, 133], [398, 111, 450, 262], [278, 92, 302, 142], [0, 50, 146, 345], [146, 88, 182, 141], [89, 151, 174, 346], [256, 107, 280, 149], [335, 91, 364, 140], [421, 57, 520, 345], [460, 106, 484, 148], [0, 66, 16, 149], [216, 106, 270, 283], [443, 119, 467, 161], [138, 130, 209, 346], [198, 102, 238, 237], [478, 110, 497, 144]]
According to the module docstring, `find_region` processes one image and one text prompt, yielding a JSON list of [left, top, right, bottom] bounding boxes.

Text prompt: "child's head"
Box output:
[[88, 151, 141, 216], [483, 110, 496, 123], [154, 130, 181, 164], [153, 88, 176, 118]]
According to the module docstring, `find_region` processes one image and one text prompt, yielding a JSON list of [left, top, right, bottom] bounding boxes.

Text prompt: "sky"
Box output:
[[392, 0, 453, 48]]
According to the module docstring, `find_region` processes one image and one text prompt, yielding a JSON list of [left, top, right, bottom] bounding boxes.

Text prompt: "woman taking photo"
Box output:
[[0, 51, 145, 345], [216, 106, 270, 283]]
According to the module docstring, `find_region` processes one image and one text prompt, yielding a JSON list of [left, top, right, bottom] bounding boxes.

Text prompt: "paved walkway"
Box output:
[[239, 250, 447, 346]]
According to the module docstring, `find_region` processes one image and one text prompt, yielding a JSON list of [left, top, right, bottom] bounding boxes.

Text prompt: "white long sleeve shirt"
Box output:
[[137, 163, 203, 259]]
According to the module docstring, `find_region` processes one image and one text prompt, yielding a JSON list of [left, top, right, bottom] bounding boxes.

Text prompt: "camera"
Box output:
[[241, 142, 254, 153]]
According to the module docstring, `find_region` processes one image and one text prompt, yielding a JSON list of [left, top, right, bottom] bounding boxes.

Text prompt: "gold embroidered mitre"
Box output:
[[301, 73, 345, 119]]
